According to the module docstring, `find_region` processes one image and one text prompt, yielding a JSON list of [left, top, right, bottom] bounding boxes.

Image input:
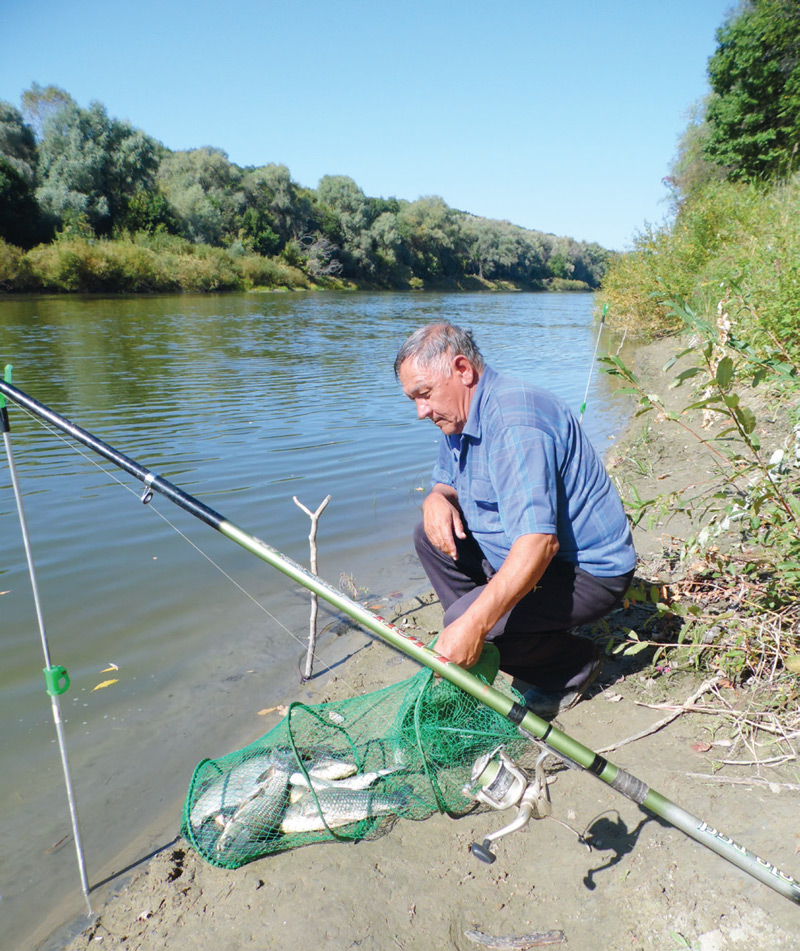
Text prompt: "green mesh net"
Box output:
[[181, 646, 528, 868]]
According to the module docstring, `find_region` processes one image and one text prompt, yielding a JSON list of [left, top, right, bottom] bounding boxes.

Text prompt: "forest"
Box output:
[[0, 85, 609, 294]]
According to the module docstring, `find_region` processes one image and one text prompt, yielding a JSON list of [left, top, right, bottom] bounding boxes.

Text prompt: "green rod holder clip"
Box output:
[[44, 665, 71, 697], [1, 364, 11, 411]]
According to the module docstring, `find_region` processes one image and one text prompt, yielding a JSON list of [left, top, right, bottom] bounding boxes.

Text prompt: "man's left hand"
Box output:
[[434, 614, 486, 669]]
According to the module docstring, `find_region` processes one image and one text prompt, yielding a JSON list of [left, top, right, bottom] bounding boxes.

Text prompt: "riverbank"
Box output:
[[46, 336, 800, 951]]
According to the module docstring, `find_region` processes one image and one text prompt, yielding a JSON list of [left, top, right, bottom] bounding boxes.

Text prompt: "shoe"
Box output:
[[522, 656, 603, 718]]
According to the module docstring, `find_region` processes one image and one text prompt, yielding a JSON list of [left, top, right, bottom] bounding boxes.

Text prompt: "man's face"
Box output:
[[398, 355, 477, 435]]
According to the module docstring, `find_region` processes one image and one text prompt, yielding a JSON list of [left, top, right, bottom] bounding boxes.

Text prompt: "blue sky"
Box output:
[[1, 0, 735, 250]]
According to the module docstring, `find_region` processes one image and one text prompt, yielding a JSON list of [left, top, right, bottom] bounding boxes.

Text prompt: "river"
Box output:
[[0, 290, 631, 949]]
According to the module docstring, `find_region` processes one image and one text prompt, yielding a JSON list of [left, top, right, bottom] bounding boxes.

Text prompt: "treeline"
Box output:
[[601, 0, 800, 357], [0, 85, 610, 294]]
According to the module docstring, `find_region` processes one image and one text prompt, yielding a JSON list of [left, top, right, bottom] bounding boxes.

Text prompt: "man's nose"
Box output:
[[416, 399, 431, 419]]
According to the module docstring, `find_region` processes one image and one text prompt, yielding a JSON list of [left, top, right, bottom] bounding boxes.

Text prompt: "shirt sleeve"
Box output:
[[431, 435, 457, 488]]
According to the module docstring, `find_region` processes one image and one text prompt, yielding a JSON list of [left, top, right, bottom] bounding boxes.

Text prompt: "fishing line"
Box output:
[[4, 401, 358, 683], [578, 303, 608, 423], [5, 377, 798, 904]]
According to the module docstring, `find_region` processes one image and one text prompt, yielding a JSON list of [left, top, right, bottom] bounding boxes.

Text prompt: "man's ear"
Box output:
[[453, 354, 477, 386]]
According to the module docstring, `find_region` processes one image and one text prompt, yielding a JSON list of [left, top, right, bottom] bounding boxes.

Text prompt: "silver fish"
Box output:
[[190, 753, 284, 830], [190, 750, 358, 830], [289, 765, 402, 794], [280, 786, 409, 834], [215, 763, 291, 854]]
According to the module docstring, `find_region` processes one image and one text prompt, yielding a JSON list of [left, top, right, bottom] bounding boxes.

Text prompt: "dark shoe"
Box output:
[[522, 656, 603, 718]]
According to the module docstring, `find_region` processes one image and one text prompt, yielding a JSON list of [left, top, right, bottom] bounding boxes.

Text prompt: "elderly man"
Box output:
[[395, 322, 635, 716]]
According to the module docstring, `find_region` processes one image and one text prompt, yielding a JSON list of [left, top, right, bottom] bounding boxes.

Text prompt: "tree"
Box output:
[[0, 100, 39, 246], [396, 196, 466, 280], [158, 147, 244, 245], [242, 163, 311, 247], [35, 94, 162, 235], [704, 0, 800, 181], [21, 83, 73, 142]]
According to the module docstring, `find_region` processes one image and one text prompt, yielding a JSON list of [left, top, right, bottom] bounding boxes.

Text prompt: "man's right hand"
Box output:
[[422, 486, 466, 559]]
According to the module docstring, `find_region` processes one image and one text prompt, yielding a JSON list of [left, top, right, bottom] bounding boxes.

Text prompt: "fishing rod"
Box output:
[[1, 368, 92, 914], [2, 372, 799, 906], [579, 302, 608, 423]]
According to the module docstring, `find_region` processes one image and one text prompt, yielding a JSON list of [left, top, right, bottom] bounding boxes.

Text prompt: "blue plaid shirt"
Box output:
[[431, 365, 635, 577]]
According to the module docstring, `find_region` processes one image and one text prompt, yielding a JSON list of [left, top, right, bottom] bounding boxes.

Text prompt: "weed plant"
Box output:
[[600, 176, 800, 360], [602, 292, 800, 715]]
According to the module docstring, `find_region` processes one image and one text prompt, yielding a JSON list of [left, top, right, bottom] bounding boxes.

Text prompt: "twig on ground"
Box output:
[[596, 676, 721, 753], [687, 773, 800, 792]]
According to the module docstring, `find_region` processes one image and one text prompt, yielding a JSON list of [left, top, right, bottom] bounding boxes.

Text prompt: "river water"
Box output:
[[0, 291, 630, 948]]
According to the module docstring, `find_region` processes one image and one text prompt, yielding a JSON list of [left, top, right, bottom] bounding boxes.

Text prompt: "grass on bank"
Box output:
[[598, 175, 800, 732], [0, 232, 319, 294], [600, 176, 800, 359], [0, 232, 597, 295]]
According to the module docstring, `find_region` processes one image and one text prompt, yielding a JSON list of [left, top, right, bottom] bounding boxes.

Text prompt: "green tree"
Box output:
[[35, 93, 162, 235], [242, 163, 311, 247], [21, 83, 73, 141], [158, 147, 244, 245], [0, 100, 39, 246], [704, 0, 800, 181], [396, 196, 465, 280]]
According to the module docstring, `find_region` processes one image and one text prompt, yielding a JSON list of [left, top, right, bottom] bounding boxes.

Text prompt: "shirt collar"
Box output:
[[461, 364, 495, 441]]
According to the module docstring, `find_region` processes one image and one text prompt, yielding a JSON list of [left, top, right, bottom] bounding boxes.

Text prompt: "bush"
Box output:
[[600, 177, 800, 358]]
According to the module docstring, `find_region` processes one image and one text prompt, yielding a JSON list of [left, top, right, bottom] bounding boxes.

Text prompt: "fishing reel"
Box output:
[[462, 745, 552, 864]]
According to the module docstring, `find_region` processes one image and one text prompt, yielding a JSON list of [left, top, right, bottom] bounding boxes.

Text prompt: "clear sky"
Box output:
[[1, 0, 735, 251]]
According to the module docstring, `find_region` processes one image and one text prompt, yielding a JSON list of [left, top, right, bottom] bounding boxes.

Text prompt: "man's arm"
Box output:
[[434, 532, 559, 669], [422, 482, 467, 559]]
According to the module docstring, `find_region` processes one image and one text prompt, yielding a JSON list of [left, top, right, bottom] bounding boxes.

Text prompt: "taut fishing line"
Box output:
[[3, 376, 799, 905], [5, 401, 361, 686]]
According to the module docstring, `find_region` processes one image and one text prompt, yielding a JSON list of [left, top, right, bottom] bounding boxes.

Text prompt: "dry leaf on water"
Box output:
[[93, 679, 119, 691]]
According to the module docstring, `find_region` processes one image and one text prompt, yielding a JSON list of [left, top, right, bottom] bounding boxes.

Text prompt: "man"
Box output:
[[395, 322, 635, 716]]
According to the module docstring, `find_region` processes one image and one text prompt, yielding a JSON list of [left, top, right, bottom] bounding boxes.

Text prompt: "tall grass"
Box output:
[[0, 233, 311, 294], [601, 176, 800, 357]]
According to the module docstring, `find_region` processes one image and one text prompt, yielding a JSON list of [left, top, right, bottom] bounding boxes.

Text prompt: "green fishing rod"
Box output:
[[1, 373, 798, 906]]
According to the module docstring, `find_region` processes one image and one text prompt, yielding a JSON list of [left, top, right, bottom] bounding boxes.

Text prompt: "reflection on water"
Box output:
[[0, 291, 630, 949]]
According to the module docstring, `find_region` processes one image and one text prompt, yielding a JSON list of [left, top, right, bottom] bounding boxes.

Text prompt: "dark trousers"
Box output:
[[413, 521, 634, 691]]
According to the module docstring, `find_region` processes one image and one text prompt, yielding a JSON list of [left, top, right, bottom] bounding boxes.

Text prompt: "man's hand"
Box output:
[[435, 613, 485, 669], [423, 485, 466, 559], [434, 532, 560, 670]]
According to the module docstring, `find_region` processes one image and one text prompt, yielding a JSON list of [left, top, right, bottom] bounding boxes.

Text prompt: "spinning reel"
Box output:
[[463, 745, 554, 864]]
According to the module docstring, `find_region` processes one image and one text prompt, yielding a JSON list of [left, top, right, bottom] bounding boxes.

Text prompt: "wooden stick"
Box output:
[[596, 676, 721, 753], [293, 494, 331, 682]]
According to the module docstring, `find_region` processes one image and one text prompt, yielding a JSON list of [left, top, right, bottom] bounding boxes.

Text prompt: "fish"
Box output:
[[215, 762, 292, 855], [189, 749, 359, 831], [190, 753, 284, 830], [289, 765, 401, 792], [280, 786, 410, 834]]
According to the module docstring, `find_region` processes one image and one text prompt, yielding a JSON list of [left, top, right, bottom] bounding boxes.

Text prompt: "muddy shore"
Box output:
[[43, 337, 799, 951]]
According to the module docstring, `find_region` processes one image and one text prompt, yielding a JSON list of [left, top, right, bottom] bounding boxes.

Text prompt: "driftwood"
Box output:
[[293, 494, 331, 681]]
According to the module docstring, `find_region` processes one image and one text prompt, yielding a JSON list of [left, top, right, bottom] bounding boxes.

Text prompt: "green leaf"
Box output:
[[784, 655, 800, 675], [734, 405, 756, 434], [669, 367, 704, 387], [716, 356, 734, 387]]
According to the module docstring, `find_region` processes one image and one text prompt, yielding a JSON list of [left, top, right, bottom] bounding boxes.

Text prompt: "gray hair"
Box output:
[[393, 322, 485, 378]]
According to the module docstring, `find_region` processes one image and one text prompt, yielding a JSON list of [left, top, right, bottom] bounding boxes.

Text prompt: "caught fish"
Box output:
[[215, 763, 291, 854], [189, 748, 359, 831], [289, 765, 401, 792], [190, 753, 285, 830], [280, 786, 409, 834]]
